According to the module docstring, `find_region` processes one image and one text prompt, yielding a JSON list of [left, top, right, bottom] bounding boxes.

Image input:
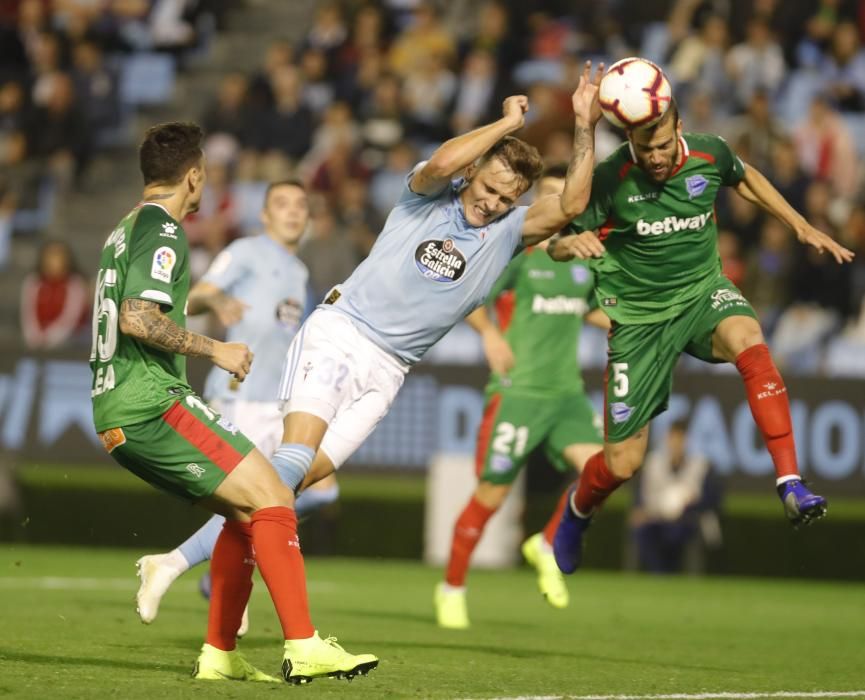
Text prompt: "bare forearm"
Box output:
[[740, 165, 808, 234], [560, 118, 596, 219], [427, 117, 517, 177], [120, 299, 215, 358], [465, 306, 497, 335]]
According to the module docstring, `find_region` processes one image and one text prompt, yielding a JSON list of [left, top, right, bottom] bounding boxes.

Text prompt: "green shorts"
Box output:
[[604, 277, 758, 443], [475, 391, 603, 485], [97, 394, 255, 502]]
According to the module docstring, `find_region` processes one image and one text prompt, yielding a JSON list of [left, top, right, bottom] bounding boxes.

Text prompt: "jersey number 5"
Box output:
[[611, 362, 629, 397], [90, 268, 119, 362]]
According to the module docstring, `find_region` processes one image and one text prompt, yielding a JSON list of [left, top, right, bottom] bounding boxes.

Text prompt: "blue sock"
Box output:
[[177, 514, 225, 567], [272, 443, 315, 492], [295, 483, 340, 517]]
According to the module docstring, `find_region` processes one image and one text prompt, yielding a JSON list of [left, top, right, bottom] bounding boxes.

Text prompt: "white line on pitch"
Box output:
[[463, 693, 865, 700]]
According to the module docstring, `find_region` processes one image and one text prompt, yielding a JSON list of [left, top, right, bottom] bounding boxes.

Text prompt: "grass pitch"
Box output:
[[0, 546, 863, 699]]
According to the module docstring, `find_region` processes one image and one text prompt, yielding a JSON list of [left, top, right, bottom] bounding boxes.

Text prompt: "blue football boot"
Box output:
[[778, 479, 827, 527], [552, 486, 592, 574]]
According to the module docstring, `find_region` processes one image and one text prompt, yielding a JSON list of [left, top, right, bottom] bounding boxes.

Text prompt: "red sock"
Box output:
[[206, 520, 255, 651], [574, 450, 626, 516], [543, 487, 572, 546], [250, 506, 315, 640], [735, 344, 799, 480], [444, 497, 495, 587]]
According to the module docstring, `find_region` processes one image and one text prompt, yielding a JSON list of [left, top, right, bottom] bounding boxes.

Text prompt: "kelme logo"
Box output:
[[415, 239, 466, 282]]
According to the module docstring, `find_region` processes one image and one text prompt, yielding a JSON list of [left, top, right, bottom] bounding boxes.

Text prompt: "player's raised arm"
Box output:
[[522, 61, 605, 245], [119, 298, 253, 381], [409, 95, 529, 195], [735, 163, 855, 264]]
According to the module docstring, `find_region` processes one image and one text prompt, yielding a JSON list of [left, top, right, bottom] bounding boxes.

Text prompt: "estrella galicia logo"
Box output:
[[276, 298, 303, 327], [685, 174, 708, 199], [415, 238, 466, 282], [610, 402, 633, 424]]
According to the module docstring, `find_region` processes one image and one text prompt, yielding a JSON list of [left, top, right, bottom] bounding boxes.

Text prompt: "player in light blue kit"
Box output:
[[267, 62, 606, 559], [135, 180, 338, 634]]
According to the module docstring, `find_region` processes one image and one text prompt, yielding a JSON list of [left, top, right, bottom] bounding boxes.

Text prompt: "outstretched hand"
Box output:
[[572, 60, 605, 125], [796, 224, 855, 264]]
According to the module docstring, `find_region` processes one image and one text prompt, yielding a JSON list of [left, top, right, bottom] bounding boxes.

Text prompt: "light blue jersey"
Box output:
[[332, 164, 528, 364], [203, 234, 312, 402]]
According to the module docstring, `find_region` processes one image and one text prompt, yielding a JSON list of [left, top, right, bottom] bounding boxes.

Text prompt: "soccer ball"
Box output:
[[598, 57, 672, 130]]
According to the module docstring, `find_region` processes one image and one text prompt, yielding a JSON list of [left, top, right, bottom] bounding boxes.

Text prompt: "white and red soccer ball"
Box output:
[[598, 57, 673, 130]]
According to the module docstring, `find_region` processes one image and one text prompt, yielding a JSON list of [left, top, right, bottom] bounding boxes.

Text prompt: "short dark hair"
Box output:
[[264, 178, 306, 206], [632, 97, 680, 135], [139, 122, 204, 186], [540, 162, 569, 180], [477, 136, 544, 192]]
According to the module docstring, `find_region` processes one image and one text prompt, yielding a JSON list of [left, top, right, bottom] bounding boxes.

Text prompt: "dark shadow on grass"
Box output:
[[0, 648, 188, 675], [329, 639, 739, 673]]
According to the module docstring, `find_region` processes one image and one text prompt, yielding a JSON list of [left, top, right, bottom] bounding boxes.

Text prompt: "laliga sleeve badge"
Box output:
[[151, 246, 176, 283]]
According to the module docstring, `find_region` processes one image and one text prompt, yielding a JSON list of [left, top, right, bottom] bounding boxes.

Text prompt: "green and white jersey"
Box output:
[[90, 202, 192, 432], [568, 133, 745, 325], [486, 247, 595, 398]]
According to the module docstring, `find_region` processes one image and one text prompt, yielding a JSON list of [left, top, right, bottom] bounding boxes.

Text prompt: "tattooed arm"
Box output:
[[119, 299, 253, 379], [521, 61, 604, 244]]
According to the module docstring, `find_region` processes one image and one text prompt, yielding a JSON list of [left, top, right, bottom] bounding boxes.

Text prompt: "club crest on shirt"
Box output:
[[276, 298, 303, 327], [415, 238, 466, 282], [685, 174, 709, 199], [570, 265, 590, 284]]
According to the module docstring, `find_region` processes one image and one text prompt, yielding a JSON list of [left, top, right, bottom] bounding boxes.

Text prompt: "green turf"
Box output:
[[0, 546, 862, 699]]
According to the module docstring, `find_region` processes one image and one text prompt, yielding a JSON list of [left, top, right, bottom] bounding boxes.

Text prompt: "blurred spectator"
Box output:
[[299, 197, 359, 301], [20, 240, 89, 350], [337, 3, 389, 76], [241, 64, 313, 181], [820, 20, 865, 111], [0, 0, 47, 84], [741, 219, 795, 332], [723, 90, 786, 173], [630, 421, 719, 575], [402, 53, 456, 143], [357, 72, 407, 169], [183, 161, 240, 278], [725, 16, 786, 108], [30, 31, 67, 107], [201, 72, 251, 150], [793, 95, 859, 198], [682, 90, 723, 135], [369, 141, 416, 219], [305, 100, 360, 172], [300, 1, 348, 72], [70, 40, 121, 141], [247, 39, 294, 111], [25, 71, 90, 188], [388, 1, 456, 78], [516, 82, 572, 153], [767, 137, 811, 216], [309, 137, 370, 208], [513, 12, 574, 86], [299, 46, 336, 117], [338, 176, 381, 260], [451, 49, 497, 135], [667, 12, 732, 109], [458, 1, 520, 73]]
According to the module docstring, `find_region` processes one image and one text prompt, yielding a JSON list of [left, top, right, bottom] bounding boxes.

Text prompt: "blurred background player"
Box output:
[[135, 180, 340, 636], [550, 98, 855, 575], [435, 163, 607, 629], [91, 122, 376, 683], [630, 420, 720, 574], [269, 65, 605, 558]]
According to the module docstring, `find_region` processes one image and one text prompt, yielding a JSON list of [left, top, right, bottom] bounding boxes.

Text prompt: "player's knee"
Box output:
[[604, 446, 642, 480], [475, 481, 508, 510]]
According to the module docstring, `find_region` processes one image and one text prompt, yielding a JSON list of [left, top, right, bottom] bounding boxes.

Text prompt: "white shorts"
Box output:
[[277, 307, 409, 469], [209, 399, 283, 458]]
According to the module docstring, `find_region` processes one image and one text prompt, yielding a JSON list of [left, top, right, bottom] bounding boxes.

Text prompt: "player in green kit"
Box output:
[[435, 165, 609, 629], [548, 99, 855, 575], [91, 122, 378, 683]]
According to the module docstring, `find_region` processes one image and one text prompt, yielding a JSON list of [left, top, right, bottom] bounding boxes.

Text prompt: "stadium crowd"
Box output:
[[4, 0, 865, 373]]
